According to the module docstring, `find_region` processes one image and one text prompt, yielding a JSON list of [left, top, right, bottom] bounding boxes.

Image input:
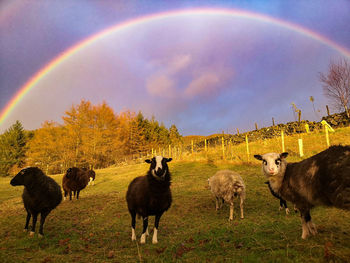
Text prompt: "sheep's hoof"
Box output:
[[38, 234, 43, 238], [285, 208, 290, 215], [240, 216, 244, 219], [140, 234, 146, 244], [23, 229, 28, 232], [29, 231, 35, 237], [152, 239, 158, 244], [279, 206, 283, 211]]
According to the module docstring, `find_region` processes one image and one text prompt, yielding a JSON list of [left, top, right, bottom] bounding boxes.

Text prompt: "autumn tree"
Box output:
[[320, 58, 350, 118], [26, 121, 67, 174]]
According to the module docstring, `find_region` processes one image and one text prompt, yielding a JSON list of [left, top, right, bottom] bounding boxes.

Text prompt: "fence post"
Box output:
[[245, 135, 250, 162], [325, 125, 330, 147], [169, 145, 171, 157], [298, 138, 304, 157], [237, 128, 240, 136], [326, 105, 330, 116], [305, 123, 310, 133], [255, 123, 258, 130], [281, 130, 285, 152], [272, 117, 275, 126], [222, 137, 225, 160], [191, 140, 194, 155]]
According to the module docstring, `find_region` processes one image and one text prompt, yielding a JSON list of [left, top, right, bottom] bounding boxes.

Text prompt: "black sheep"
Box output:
[[62, 167, 90, 200], [255, 145, 350, 239], [10, 167, 62, 237], [126, 156, 172, 244]]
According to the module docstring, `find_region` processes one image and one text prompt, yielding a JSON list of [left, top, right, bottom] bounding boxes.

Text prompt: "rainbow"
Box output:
[[1, 7, 350, 127]]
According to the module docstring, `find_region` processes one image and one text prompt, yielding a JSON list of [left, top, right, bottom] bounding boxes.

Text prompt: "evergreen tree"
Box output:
[[0, 120, 27, 176]]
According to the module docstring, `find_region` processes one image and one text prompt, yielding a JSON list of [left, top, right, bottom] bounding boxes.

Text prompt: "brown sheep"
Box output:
[[62, 167, 90, 200]]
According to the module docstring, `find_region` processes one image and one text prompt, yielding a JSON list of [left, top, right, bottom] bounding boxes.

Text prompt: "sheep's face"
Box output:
[[254, 152, 288, 177], [233, 183, 244, 197], [10, 167, 36, 186], [145, 156, 172, 180]]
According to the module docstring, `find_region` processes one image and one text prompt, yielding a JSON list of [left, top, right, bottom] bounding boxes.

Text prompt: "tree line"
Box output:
[[0, 100, 182, 176]]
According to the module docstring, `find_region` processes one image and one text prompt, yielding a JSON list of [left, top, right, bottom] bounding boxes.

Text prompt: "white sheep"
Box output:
[[208, 170, 245, 220]]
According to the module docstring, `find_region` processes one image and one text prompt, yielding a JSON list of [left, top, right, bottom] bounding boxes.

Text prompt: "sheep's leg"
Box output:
[[24, 211, 31, 231], [76, 190, 80, 200], [281, 199, 289, 215], [294, 204, 298, 213], [215, 197, 220, 210], [38, 210, 50, 237], [63, 191, 67, 201], [140, 216, 148, 244], [30, 213, 38, 237], [229, 202, 234, 221], [69, 191, 72, 201], [153, 213, 163, 244], [300, 210, 317, 239], [131, 212, 136, 241], [240, 197, 244, 219]]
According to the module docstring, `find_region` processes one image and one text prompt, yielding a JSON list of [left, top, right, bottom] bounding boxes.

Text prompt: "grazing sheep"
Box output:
[[254, 145, 350, 239], [82, 168, 96, 186], [265, 181, 297, 214], [208, 170, 246, 220], [126, 156, 172, 244], [10, 167, 62, 237], [62, 167, 90, 200]]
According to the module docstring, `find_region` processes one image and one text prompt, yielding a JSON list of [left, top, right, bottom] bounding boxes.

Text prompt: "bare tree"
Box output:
[[320, 58, 350, 118]]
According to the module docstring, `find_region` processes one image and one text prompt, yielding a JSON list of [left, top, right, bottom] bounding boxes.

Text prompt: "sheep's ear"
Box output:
[[254, 154, 263, 161], [165, 158, 172, 162], [145, 159, 151, 164], [280, 152, 288, 159]]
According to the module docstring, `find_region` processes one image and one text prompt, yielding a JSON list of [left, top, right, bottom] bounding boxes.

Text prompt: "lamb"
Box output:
[[265, 181, 297, 214], [254, 145, 350, 239], [126, 156, 172, 244], [10, 167, 62, 237], [208, 170, 246, 220], [82, 168, 96, 186], [62, 167, 90, 200]]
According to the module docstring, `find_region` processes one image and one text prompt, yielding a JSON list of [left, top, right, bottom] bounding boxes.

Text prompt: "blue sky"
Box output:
[[1, 0, 350, 135]]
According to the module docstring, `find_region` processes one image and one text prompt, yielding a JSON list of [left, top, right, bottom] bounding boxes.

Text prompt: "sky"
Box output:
[[1, 0, 350, 136]]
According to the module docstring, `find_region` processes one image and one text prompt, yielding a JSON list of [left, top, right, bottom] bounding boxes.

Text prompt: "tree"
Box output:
[[320, 58, 350, 118], [0, 120, 27, 176]]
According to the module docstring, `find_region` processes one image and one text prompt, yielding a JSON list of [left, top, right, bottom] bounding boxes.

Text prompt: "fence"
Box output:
[[140, 123, 349, 164]]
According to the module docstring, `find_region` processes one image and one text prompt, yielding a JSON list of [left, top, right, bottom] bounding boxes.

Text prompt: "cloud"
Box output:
[[146, 74, 176, 98], [184, 68, 233, 99], [167, 54, 192, 74]]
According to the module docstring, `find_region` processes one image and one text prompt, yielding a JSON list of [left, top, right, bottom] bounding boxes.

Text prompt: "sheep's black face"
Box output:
[[145, 156, 172, 180], [10, 167, 36, 186]]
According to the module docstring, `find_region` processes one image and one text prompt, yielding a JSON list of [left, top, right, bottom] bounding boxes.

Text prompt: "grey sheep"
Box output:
[[208, 170, 246, 220], [254, 145, 350, 239]]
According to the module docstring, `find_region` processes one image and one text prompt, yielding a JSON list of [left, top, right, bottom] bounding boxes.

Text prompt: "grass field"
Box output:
[[1, 159, 350, 262]]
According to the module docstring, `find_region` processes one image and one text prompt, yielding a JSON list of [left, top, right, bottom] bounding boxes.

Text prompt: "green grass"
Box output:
[[1, 161, 350, 262]]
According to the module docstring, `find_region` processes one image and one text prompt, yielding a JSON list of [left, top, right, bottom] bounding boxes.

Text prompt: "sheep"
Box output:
[[10, 167, 62, 237], [208, 170, 246, 220], [126, 156, 172, 244], [62, 167, 90, 200], [82, 168, 96, 186], [265, 181, 297, 214], [254, 145, 350, 239]]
